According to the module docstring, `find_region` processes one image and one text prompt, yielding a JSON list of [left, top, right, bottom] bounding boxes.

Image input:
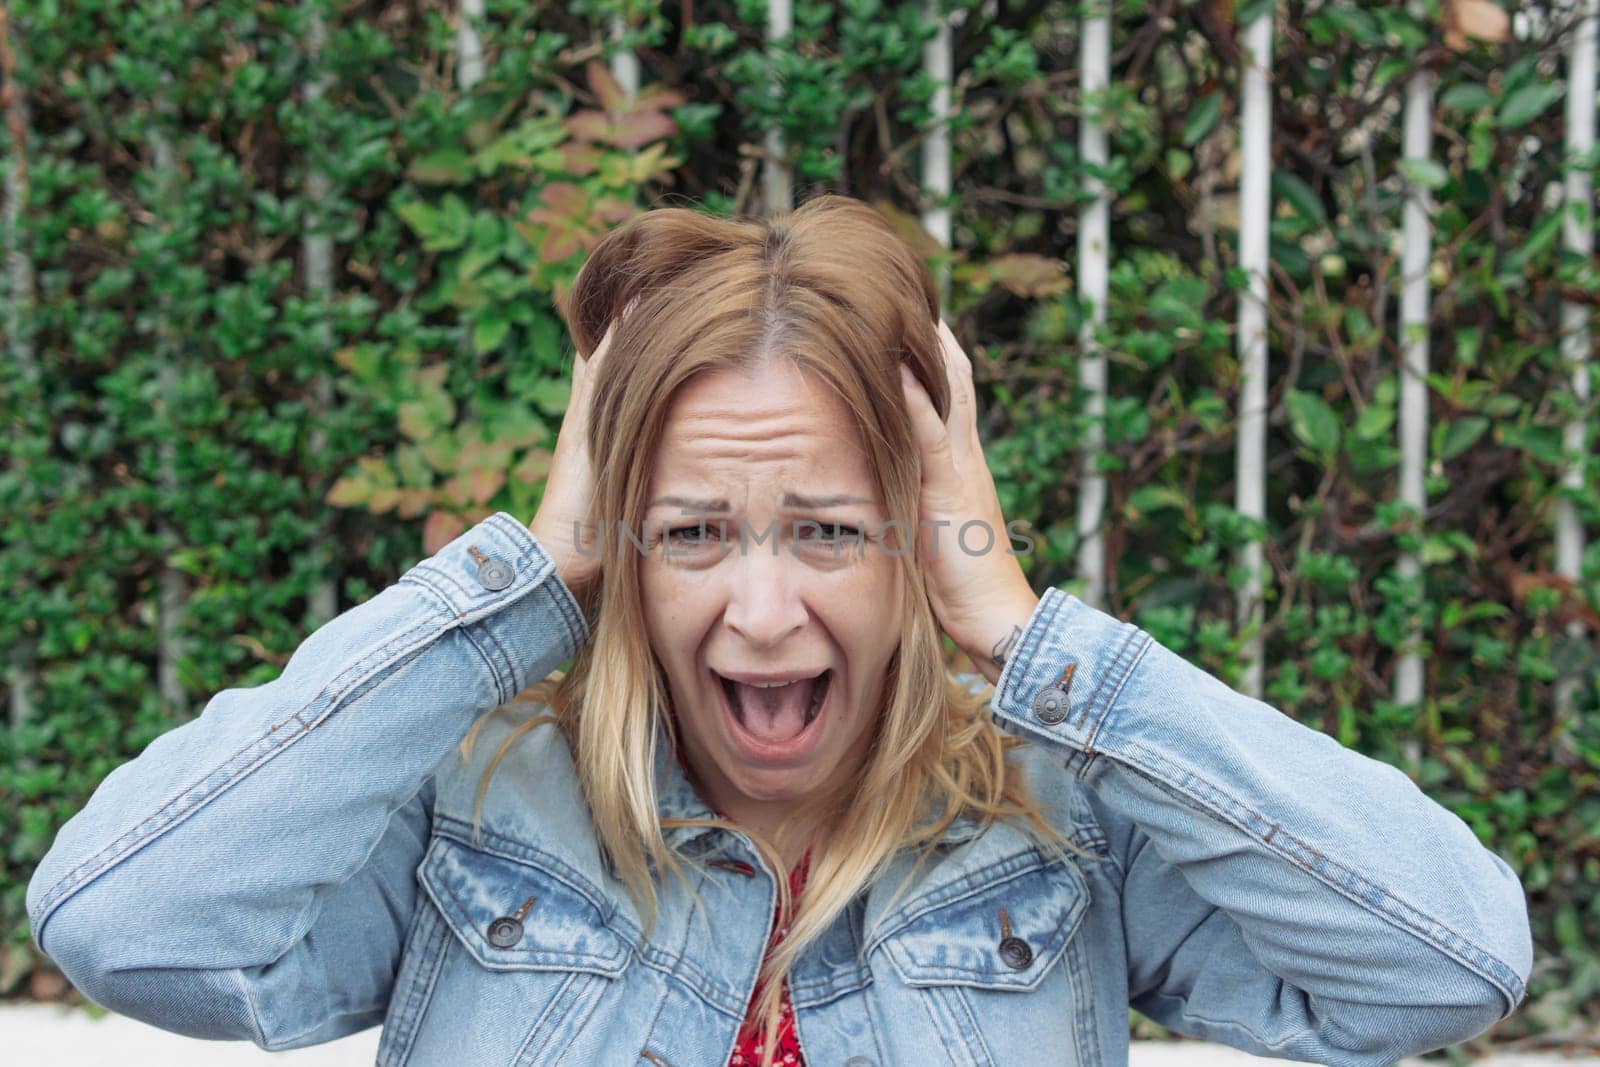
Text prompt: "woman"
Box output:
[[28, 195, 1531, 1067]]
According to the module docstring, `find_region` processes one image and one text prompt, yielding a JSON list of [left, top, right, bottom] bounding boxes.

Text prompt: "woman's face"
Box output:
[[639, 359, 905, 820]]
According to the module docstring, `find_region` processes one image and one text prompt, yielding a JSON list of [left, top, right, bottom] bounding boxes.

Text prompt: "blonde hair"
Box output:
[[462, 194, 1089, 1066]]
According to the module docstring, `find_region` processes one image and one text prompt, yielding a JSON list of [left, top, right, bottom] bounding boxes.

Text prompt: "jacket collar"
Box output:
[[652, 721, 987, 856], [654, 732, 725, 853]]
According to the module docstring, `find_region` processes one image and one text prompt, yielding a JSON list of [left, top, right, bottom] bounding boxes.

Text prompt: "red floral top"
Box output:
[[728, 848, 810, 1067]]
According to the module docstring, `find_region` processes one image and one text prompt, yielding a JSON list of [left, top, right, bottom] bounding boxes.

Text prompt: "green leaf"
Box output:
[[1399, 159, 1448, 191], [1497, 82, 1564, 128], [1438, 417, 1489, 461], [1354, 403, 1395, 441], [1272, 172, 1326, 227], [407, 149, 473, 184], [1127, 485, 1189, 517], [397, 400, 437, 440], [1182, 93, 1221, 147], [1440, 83, 1492, 113], [526, 376, 571, 416], [395, 200, 441, 242], [1286, 388, 1342, 455], [473, 312, 511, 355], [1505, 211, 1565, 272]]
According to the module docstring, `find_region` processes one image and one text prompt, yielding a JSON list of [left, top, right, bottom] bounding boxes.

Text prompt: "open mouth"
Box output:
[[714, 668, 832, 748]]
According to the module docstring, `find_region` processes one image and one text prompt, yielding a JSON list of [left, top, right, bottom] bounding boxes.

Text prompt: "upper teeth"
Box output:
[[748, 680, 796, 688]]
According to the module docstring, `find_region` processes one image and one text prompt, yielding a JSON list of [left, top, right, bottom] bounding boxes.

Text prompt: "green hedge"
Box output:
[[2, 0, 1596, 1046]]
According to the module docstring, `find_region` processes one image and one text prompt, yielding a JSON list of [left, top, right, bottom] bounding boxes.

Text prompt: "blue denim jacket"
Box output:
[[27, 512, 1533, 1066]]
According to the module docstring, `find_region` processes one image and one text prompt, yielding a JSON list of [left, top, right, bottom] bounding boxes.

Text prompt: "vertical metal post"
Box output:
[[1395, 49, 1435, 769], [1235, 3, 1274, 698], [1076, 0, 1111, 608], [765, 0, 792, 212], [303, 0, 338, 627], [1556, 0, 1598, 738], [921, 0, 952, 297]]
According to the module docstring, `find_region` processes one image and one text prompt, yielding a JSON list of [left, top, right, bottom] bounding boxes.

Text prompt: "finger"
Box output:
[[935, 320, 981, 456], [586, 320, 617, 365], [901, 363, 954, 472]]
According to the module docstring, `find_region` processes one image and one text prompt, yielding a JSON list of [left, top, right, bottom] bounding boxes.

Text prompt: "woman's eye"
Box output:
[[666, 522, 726, 544], [800, 522, 859, 542]]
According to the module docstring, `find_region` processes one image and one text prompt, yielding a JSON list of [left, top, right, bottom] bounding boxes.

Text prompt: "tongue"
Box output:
[[734, 678, 814, 743]]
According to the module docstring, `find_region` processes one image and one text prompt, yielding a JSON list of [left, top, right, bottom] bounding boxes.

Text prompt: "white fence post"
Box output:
[[1076, 0, 1111, 608], [765, 0, 792, 212], [2, 7, 39, 762], [151, 109, 187, 716], [1395, 51, 1435, 770], [611, 14, 639, 99], [1556, 0, 1598, 739], [457, 0, 485, 89], [921, 0, 952, 296], [303, 1, 339, 628], [1235, 3, 1273, 698]]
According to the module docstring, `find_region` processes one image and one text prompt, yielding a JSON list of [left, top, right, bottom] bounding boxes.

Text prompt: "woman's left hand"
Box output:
[[901, 319, 1041, 685]]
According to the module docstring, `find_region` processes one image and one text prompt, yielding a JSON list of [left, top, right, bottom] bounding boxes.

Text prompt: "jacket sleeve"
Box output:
[[25, 512, 588, 1050], [988, 588, 1533, 1067]]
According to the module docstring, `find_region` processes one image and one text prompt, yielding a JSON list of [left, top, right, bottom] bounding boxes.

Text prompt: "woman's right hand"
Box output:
[[528, 312, 624, 612]]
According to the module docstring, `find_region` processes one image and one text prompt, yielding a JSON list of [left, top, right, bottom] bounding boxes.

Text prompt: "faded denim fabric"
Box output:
[[27, 512, 1533, 1066]]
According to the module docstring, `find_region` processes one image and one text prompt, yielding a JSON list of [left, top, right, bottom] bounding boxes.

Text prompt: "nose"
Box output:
[[722, 544, 808, 650]]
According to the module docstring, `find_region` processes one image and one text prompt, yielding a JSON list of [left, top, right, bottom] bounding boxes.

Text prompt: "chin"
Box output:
[[721, 760, 822, 802]]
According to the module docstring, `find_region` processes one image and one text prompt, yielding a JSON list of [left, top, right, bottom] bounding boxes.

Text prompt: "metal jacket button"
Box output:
[[997, 906, 1033, 969], [486, 916, 523, 948], [999, 936, 1034, 969], [844, 1058, 875, 1067], [466, 546, 515, 591], [1031, 662, 1077, 725], [486, 894, 537, 948], [1031, 687, 1069, 724]]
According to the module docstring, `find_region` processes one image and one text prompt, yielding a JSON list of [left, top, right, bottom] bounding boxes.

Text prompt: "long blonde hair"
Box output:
[[463, 194, 1089, 1065]]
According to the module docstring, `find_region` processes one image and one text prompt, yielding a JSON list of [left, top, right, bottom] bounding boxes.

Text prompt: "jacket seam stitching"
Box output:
[[422, 851, 626, 972], [489, 511, 587, 652], [388, 901, 450, 1065], [998, 589, 1066, 710], [460, 622, 512, 706], [881, 868, 1085, 990], [403, 563, 483, 613], [636, 892, 693, 1049], [430, 816, 636, 939], [865, 847, 1073, 951], [948, 984, 996, 1066], [1112, 739, 1523, 1012], [396, 570, 456, 617], [540, 557, 588, 653], [634, 946, 746, 1020], [1081, 631, 1155, 762], [511, 971, 580, 1063], [1074, 623, 1140, 734], [1066, 932, 1102, 1066]]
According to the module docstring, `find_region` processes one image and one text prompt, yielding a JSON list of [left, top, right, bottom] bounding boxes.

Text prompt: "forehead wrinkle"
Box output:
[[669, 409, 822, 440]]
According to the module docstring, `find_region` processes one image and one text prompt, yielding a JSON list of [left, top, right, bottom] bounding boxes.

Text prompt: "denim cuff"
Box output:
[[400, 512, 590, 700], [988, 587, 1153, 783]]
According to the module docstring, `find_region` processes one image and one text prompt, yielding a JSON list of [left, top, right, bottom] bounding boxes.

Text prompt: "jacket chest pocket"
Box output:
[[378, 832, 634, 1067], [869, 853, 1098, 1067]]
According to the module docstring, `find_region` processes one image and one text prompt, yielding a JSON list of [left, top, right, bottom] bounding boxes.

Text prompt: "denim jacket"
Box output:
[[27, 512, 1533, 1067]]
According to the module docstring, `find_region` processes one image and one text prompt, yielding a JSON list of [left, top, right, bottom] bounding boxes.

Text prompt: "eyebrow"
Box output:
[[648, 493, 873, 511]]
